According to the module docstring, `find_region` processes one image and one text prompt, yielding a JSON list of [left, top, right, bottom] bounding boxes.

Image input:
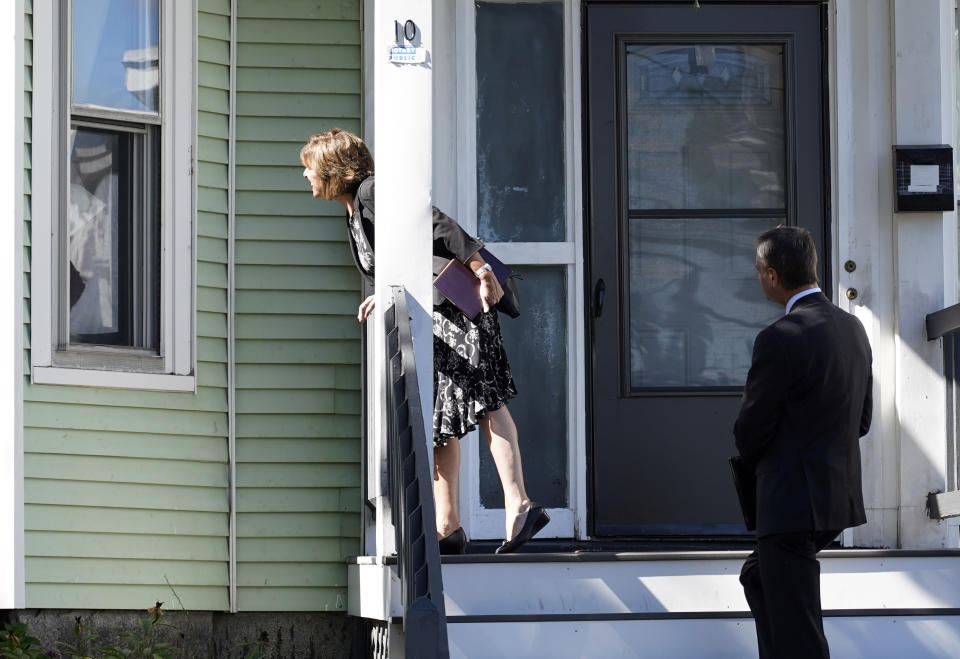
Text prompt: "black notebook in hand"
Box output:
[[729, 456, 757, 531]]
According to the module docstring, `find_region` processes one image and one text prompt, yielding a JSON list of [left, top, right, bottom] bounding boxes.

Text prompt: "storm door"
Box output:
[[586, 3, 827, 535]]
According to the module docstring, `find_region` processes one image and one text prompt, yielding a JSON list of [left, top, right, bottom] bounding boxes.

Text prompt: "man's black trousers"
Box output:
[[739, 529, 841, 659]]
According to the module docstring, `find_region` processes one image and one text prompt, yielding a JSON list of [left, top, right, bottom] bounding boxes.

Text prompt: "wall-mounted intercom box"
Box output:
[[893, 145, 954, 212]]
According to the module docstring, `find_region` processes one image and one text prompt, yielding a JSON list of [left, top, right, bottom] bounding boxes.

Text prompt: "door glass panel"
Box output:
[[480, 266, 568, 508], [476, 1, 565, 241], [72, 0, 160, 114], [629, 217, 781, 388], [626, 44, 785, 210]]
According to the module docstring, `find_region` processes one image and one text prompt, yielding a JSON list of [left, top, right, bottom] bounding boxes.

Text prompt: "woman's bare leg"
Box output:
[[480, 405, 532, 540], [434, 438, 461, 539]]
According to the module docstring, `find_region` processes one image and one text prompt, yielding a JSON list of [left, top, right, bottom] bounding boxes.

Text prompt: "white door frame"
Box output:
[[451, 0, 586, 540]]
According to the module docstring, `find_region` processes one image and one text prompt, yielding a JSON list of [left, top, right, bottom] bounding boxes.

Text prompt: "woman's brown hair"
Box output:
[[300, 128, 374, 198]]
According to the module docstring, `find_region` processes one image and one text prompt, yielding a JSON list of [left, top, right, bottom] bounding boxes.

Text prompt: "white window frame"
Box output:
[[1, 0, 26, 610], [31, 0, 195, 392], [454, 0, 586, 540]]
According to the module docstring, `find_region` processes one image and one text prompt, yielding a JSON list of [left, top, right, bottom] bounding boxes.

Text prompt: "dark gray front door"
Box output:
[[586, 3, 827, 535]]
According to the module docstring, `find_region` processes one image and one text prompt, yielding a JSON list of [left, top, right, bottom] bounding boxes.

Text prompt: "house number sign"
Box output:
[[389, 19, 427, 64]]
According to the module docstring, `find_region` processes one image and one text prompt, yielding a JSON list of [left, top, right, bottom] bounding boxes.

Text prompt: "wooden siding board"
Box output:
[[237, 44, 360, 69], [237, 538, 355, 563], [235, 487, 356, 513], [25, 384, 225, 412], [236, 265, 360, 292], [235, 463, 357, 489], [197, 211, 228, 240], [235, 238, 353, 265], [235, 364, 336, 389], [27, 532, 226, 561], [236, 68, 359, 95], [25, 402, 226, 437], [235, 315, 360, 340], [235, 587, 345, 612], [26, 505, 229, 536], [27, 584, 228, 611], [237, 116, 360, 142], [27, 557, 228, 586], [198, 136, 228, 164], [198, 35, 230, 66], [236, 563, 345, 588], [197, 261, 228, 289], [236, 18, 359, 45], [26, 479, 228, 513], [235, 438, 358, 464], [236, 216, 349, 242], [235, 289, 359, 315], [237, 92, 360, 118], [236, 141, 344, 167], [197, 361, 229, 389], [229, 1, 363, 613], [26, 428, 227, 463], [26, 454, 228, 488], [24, 0, 232, 602], [235, 413, 358, 440], [234, 339, 360, 365], [198, 10, 231, 41], [237, 1, 359, 20], [235, 389, 335, 414], [236, 512, 359, 539]]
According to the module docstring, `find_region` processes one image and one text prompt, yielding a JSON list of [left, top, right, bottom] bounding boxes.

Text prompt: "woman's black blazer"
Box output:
[[348, 176, 484, 304]]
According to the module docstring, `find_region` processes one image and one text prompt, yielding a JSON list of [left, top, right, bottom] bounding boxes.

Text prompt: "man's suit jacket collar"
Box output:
[[786, 288, 823, 313]]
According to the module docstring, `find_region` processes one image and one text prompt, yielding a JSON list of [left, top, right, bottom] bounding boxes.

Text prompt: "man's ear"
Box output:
[[765, 266, 780, 287]]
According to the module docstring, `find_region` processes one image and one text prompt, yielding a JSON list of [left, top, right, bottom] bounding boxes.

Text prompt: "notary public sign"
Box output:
[[389, 46, 427, 64]]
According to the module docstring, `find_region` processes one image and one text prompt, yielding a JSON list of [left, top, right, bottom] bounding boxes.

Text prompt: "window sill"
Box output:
[[32, 366, 195, 393]]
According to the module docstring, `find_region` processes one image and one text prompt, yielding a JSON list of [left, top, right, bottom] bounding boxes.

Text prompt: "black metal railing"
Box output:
[[384, 286, 449, 658]]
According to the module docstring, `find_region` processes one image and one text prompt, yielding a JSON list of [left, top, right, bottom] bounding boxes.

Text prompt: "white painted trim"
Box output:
[[31, 367, 195, 392], [227, 0, 238, 613], [30, 0, 195, 384], [565, 0, 587, 541], [482, 242, 575, 264], [31, 0, 54, 370], [0, 0, 26, 610]]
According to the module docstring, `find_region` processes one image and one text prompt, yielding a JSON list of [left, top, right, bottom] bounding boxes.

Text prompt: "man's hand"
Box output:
[[478, 271, 503, 312], [358, 294, 376, 322]]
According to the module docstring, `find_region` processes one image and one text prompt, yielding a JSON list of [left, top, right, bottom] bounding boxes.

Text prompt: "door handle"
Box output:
[[594, 278, 605, 318]]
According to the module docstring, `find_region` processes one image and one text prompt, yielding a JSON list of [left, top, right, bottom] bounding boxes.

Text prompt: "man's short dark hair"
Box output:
[[756, 226, 818, 290]]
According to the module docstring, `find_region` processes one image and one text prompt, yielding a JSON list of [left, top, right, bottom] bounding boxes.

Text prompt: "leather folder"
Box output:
[[432, 248, 513, 321], [728, 455, 757, 532]]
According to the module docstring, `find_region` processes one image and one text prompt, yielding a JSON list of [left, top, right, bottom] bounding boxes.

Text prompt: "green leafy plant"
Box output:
[[59, 603, 180, 659], [0, 622, 49, 659], [94, 603, 179, 659], [56, 616, 99, 659]]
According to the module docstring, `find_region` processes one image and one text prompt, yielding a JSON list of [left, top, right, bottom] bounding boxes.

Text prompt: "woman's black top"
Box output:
[[346, 177, 485, 304]]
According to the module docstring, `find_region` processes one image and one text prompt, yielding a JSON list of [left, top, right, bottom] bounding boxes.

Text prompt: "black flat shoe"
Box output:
[[495, 505, 550, 554], [438, 527, 467, 555]]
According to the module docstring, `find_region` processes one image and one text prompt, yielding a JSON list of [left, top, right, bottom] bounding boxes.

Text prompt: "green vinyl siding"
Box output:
[[21, 0, 362, 612], [20, 0, 231, 610], [233, 0, 362, 612]]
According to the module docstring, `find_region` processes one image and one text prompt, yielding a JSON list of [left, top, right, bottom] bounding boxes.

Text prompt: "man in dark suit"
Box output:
[[735, 226, 873, 659]]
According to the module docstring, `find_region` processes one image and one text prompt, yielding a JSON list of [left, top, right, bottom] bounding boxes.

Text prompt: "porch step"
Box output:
[[446, 615, 960, 659], [440, 549, 960, 615], [350, 549, 960, 658]]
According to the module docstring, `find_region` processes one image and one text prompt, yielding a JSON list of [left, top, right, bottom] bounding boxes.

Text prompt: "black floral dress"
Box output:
[[345, 176, 518, 447], [432, 301, 518, 446]]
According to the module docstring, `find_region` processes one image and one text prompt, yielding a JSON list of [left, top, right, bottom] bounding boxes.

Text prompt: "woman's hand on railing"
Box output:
[[478, 271, 503, 313], [358, 294, 376, 322]]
